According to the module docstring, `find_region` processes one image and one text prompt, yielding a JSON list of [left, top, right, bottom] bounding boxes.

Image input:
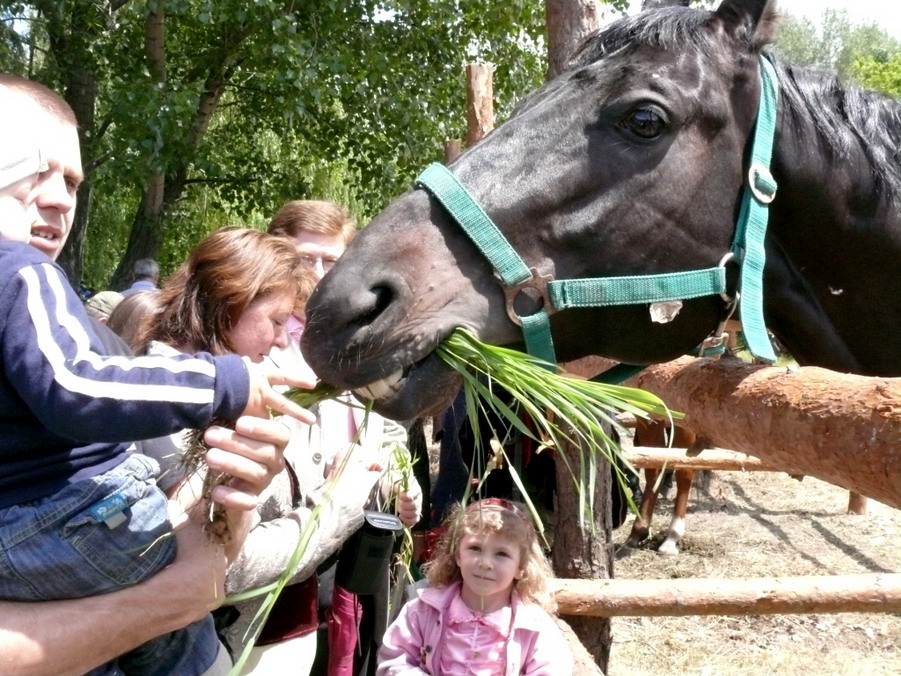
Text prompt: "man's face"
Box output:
[[27, 111, 82, 261], [293, 231, 347, 281]]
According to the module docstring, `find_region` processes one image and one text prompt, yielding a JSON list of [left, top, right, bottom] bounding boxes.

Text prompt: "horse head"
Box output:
[[303, 0, 785, 419]]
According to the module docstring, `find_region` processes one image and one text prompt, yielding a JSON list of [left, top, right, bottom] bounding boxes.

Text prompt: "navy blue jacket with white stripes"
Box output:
[[0, 240, 249, 509]]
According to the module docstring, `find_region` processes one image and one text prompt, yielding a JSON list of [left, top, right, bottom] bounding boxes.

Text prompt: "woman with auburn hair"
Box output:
[[141, 227, 315, 360], [141, 226, 379, 674]]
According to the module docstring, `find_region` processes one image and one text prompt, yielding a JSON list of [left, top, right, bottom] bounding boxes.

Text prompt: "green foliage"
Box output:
[[772, 9, 901, 87], [2, 0, 553, 286], [851, 54, 901, 98]]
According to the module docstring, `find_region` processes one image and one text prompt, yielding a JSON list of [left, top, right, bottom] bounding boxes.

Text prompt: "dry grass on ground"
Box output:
[[608, 469, 901, 676]]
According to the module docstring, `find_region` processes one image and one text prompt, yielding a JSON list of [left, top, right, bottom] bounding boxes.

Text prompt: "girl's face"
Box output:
[[225, 289, 295, 362], [455, 531, 523, 614]]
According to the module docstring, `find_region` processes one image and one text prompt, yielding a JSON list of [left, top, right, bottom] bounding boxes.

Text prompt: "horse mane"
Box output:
[[772, 57, 901, 200], [566, 7, 901, 201], [571, 8, 716, 64]]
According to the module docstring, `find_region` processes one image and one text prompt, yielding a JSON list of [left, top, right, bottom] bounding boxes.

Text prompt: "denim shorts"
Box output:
[[0, 453, 224, 675], [0, 453, 175, 600]]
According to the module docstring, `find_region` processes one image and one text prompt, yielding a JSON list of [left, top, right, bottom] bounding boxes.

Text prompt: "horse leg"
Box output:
[[657, 468, 694, 555], [625, 467, 661, 547]]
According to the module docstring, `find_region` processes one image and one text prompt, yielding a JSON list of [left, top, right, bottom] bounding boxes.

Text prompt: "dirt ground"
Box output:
[[606, 465, 901, 676]]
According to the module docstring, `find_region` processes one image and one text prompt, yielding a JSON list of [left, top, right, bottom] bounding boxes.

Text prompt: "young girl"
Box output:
[[377, 498, 573, 675]]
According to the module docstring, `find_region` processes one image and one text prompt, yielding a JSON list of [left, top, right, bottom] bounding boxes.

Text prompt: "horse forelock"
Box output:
[[774, 56, 901, 200], [570, 8, 716, 68]]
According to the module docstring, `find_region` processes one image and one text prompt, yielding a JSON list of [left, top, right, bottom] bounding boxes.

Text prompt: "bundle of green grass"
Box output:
[[289, 328, 677, 523]]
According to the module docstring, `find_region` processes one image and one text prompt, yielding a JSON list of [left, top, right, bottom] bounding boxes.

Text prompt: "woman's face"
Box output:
[[226, 289, 295, 362]]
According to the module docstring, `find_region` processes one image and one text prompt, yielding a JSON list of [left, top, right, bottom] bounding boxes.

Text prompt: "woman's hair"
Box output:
[[267, 199, 357, 247], [425, 498, 556, 612], [106, 290, 161, 354], [140, 227, 315, 355]]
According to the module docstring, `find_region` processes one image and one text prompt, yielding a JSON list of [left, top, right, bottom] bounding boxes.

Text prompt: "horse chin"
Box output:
[[351, 353, 462, 420]]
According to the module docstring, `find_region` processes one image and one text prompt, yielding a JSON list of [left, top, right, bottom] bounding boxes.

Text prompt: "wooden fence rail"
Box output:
[[554, 574, 901, 616]]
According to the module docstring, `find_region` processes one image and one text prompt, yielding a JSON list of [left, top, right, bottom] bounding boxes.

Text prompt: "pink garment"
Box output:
[[286, 314, 305, 342], [438, 593, 511, 676], [377, 582, 573, 676], [327, 584, 361, 676]]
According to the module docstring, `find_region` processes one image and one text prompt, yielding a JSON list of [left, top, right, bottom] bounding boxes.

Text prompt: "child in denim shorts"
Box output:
[[0, 86, 298, 676]]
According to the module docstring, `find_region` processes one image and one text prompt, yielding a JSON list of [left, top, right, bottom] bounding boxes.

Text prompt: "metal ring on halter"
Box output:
[[717, 251, 741, 303], [502, 268, 556, 326], [697, 290, 741, 358]]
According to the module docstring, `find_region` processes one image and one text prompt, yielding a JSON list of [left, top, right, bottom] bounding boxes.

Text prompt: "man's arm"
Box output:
[[0, 519, 225, 676], [0, 415, 291, 676]]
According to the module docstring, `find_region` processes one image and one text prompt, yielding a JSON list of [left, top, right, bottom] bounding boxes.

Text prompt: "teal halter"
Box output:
[[415, 56, 780, 371]]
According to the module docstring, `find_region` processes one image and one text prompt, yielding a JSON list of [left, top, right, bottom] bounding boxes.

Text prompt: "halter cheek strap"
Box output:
[[415, 55, 780, 373]]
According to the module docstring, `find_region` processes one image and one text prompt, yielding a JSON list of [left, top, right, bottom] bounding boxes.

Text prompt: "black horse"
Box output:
[[302, 0, 901, 421]]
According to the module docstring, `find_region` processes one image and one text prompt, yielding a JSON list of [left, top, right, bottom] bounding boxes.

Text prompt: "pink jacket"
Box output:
[[377, 582, 573, 676]]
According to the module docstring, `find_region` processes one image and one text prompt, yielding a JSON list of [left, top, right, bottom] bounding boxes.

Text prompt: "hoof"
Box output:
[[657, 540, 679, 556], [625, 526, 650, 548]]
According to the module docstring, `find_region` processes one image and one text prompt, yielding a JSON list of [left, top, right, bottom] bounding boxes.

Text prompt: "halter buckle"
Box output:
[[503, 268, 556, 326], [748, 163, 777, 204]]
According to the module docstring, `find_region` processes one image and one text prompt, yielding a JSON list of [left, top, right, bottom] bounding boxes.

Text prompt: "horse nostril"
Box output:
[[352, 283, 396, 328]]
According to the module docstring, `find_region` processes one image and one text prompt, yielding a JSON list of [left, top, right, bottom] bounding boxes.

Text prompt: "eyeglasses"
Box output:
[[298, 254, 338, 272]]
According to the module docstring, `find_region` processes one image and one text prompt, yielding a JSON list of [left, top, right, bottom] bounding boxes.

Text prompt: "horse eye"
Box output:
[[620, 107, 666, 139]]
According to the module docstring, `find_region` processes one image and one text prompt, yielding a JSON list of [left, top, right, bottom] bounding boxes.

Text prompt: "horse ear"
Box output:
[[711, 0, 780, 47]]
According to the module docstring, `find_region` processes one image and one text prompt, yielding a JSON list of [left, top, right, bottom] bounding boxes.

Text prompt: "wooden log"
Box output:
[[443, 139, 461, 164], [624, 447, 780, 472], [544, 0, 601, 80], [627, 356, 901, 509], [465, 63, 494, 147], [553, 573, 901, 616]]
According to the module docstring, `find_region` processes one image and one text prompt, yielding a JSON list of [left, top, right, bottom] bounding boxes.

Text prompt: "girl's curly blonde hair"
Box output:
[[424, 498, 556, 612]]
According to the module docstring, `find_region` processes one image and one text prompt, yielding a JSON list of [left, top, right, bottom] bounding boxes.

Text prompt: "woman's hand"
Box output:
[[202, 415, 290, 511]]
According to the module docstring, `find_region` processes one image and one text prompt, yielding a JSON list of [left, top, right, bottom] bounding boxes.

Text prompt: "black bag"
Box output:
[[335, 511, 404, 595]]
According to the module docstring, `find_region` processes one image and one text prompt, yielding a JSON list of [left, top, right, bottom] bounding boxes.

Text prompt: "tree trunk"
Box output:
[[553, 436, 614, 673], [544, 2, 610, 668], [465, 63, 494, 147], [110, 2, 167, 290], [627, 356, 901, 508], [58, 66, 96, 285], [110, 18, 254, 289], [544, 0, 601, 80], [41, 2, 100, 285]]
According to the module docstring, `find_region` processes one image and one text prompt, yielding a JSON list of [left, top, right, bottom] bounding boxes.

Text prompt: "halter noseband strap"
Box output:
[[415, 55, 780, 372]]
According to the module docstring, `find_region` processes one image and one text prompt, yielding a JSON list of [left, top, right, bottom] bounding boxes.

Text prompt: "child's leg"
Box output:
[[0, 454, 175, 600]]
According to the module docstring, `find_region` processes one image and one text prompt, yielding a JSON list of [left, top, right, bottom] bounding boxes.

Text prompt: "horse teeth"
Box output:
[[354, 369, 403, 400]]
